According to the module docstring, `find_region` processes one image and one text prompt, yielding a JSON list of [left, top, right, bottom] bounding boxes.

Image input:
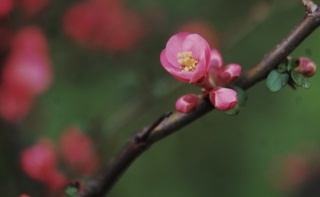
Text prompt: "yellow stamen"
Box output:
[[177, 51, 198, 72]]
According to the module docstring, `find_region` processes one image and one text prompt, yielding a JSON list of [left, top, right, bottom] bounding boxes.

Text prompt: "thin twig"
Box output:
[[79, 2, 320, 197]]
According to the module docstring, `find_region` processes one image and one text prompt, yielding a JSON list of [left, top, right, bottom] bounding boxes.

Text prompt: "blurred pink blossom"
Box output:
[[63, 0, 145, 53], [60, 126, 100, 175], [0, 0, 14, 18], [19, 0, 50, 17]]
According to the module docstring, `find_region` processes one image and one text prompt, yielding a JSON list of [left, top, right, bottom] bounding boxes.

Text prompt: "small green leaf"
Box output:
[[291, 70, 303, 86], [277, 63, 287, 73], [224, 105, 240, 115], [287, 58, 297, 72], [231, 86, 247, 106], [64, 185, 80, 197], [266, 70, 289, 92], [290, 70, 311, 89]]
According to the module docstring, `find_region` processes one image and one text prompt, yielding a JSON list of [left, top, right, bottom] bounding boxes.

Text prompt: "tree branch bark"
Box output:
[[80, 1, 320, 196]]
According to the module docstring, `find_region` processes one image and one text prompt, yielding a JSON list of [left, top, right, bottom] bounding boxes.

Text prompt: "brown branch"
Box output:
[[79, 1, 320, 196]]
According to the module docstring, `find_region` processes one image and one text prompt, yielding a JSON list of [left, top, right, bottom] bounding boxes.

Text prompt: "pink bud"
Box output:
[[209, 49, 223, 70], [20, 139, 57, 182], [209, 87, 238, 111], [160, 32, 211, 84], [215, 63, 241, 86], [175, 94, 199, 113], [295, 57, 316, 77]]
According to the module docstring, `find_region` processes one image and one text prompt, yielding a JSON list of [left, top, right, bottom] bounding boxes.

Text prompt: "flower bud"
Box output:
[[295, 57, 316, 77], [175, 94, 199, 113], [209, 87, 237, 111], [215, 63, 241, 86]]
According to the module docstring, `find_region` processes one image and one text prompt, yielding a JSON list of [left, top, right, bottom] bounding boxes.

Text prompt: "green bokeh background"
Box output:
[[2, 0, 320, 196]]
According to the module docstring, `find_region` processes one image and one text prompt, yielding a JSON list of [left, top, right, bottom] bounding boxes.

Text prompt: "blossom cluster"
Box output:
[[20, 126, 100, 194], [160, 32, 242, 113]]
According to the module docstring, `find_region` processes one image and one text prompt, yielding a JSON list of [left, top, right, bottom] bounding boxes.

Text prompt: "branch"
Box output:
[[80, 1, 320, 196]]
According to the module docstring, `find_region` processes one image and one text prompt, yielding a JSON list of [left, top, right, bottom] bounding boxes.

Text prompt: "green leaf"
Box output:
[[290, 70, 311, 88], [231, 86, 247, 106], [277, 63, 287, 73], [64, 185, 80, 197], [266, 70, 289, 92], [286, 58, 298, 72]]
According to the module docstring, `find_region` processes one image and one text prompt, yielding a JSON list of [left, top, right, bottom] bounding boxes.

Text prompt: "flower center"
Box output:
[[177, 51, 198, 72]]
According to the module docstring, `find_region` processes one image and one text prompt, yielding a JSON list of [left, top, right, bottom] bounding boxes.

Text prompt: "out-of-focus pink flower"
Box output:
[[19, 194, 30, 197], [3, 26, 52, 96], [20, 139, 57, 182], [296, 57, 316, 77], [45, 170, 68, 191], [209, 87, 238, 111], [11, 26, 48, 52], [160, 32, 211, 84], [63, 2, 101, 45], [175, 94, 199, 113], [0, 86, 33, 123], [0, 0, 14, 18], [19, 0, 50, 17], [177, 20, 220, 49], [270, 154, 310, 191], [63, 0, 145, 53], [208, 49, 241, 86], [60, 126, 100, 175]]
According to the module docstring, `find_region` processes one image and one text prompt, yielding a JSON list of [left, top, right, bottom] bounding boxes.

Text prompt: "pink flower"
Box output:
[[0, 86, 33, 123], [208, 49, 241, 86], [209, 87, 238, 111], [19, 194, 30, 197], [175, 94, 199, 113], [295, 57, 316, 77], [60, 126, 100, 175], [160, 32, 211, 83], [0, 0, 14, 18], [19, 0, 50, 17], [45, 170, 67, 191], [3, 27, 52, 96], [20, 139, 57, 182], [63, 0, 145, 53]]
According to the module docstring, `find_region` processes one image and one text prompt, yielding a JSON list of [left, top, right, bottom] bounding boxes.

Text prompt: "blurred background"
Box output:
[[1, 0, 320, 196]]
